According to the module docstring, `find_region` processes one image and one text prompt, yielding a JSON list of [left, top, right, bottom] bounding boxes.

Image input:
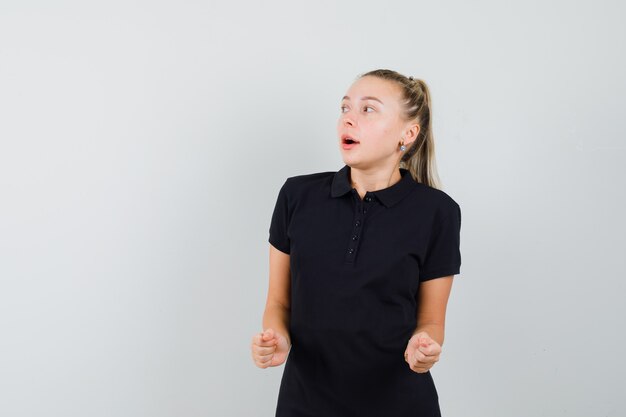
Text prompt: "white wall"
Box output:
[[1, 1, 624, 416]]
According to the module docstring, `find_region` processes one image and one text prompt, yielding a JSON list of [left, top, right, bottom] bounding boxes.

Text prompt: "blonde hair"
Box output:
[[358, 69, 442, 190]]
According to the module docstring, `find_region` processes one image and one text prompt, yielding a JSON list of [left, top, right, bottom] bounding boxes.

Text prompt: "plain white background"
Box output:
[[1, 1, 625, 416]]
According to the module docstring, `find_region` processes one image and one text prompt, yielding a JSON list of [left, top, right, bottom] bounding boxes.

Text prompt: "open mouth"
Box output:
[[342, 136, 360, 144]]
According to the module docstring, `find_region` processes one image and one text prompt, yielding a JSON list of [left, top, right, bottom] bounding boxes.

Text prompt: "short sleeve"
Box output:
[[268, 179, 291, 254], [419, 202, 462, 281]]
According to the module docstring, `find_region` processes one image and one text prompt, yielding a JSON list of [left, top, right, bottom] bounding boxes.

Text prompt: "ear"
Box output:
[[403, 122, 421, 146]]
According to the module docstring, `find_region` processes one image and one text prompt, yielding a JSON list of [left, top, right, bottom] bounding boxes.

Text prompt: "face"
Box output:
[[337, 76, 416, 169]]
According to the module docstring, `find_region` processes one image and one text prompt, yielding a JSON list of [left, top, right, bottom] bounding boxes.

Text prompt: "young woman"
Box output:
[[251, 69, 462, 417]]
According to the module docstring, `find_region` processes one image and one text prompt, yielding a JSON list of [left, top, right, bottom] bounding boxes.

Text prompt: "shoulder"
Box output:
[[284, 170, 335, 185], [412, 182, 461, 222], [280, 170, 336, 198]]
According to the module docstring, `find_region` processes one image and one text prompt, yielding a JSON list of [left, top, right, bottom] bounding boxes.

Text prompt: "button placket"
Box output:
[[346, 191, 364, 263], [363, 193, 373, 213], [345, 191, 376, 263]]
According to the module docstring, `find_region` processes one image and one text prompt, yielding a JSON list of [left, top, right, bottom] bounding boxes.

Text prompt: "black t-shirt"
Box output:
[[268, 164, 462, 417]]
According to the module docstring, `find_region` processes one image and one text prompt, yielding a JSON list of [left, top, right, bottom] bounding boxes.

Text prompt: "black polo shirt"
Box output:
[[268, 164, 461, 417]]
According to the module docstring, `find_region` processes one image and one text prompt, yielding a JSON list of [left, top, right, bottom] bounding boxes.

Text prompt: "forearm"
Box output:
[[412, 323, 445, 347], [263, 303, 291, 346]]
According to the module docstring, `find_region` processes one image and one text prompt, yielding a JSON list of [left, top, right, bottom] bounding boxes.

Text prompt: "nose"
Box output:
[[341, 113, 355, 127]]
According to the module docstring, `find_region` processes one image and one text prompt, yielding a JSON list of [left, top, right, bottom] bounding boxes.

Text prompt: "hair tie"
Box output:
[[408, 76, 414, 81]]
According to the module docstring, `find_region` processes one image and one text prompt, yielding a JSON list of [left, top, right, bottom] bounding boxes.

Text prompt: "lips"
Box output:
[[341, 133, 360, 150], [341, 134, 360, 144]]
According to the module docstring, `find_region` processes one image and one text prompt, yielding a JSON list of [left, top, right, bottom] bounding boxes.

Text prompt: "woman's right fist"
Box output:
[[251, 328, 290, 368]]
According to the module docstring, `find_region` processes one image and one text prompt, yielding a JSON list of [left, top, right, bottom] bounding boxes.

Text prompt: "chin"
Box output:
[[339, 151, 355, 162], [340, 155, 363, 168]]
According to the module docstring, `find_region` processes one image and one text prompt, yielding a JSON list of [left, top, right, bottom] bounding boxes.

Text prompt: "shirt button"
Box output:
[[355, 220, 361, 226], [365, 196, 372, 202], [348, 248, 354, 254], [352, 235, 358, 240]]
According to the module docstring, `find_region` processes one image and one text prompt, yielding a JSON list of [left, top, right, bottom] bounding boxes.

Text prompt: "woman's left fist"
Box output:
[[404, 331, 441, 373]]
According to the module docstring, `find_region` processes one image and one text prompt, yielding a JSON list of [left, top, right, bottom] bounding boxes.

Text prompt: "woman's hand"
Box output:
[[404, 331, 441, 373], [251, 328, 290, 368]]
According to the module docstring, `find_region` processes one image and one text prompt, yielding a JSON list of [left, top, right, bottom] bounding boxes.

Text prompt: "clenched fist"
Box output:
[[251, 328, 290, 368], [404, 331, 441, 373]]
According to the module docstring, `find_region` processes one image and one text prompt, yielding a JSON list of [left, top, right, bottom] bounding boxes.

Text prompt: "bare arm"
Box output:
[[413, 276, 454, 347], [262, 244, 292, 346]]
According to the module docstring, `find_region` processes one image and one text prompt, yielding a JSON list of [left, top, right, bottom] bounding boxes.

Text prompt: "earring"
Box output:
[[399, 139, 406, 152]]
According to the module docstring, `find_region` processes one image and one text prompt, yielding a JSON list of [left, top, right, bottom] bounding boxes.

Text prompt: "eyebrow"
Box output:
[[342, 95, 384, 105]]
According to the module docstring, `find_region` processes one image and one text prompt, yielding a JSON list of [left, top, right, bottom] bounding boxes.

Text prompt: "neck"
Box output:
[[349, 165, 402, 196]]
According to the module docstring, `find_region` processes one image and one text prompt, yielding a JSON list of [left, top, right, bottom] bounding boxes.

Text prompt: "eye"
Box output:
[[340, 104, 374, 113]]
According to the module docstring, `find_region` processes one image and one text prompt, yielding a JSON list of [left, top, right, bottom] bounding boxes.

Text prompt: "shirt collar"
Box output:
[[330, 164, 417, 208]]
